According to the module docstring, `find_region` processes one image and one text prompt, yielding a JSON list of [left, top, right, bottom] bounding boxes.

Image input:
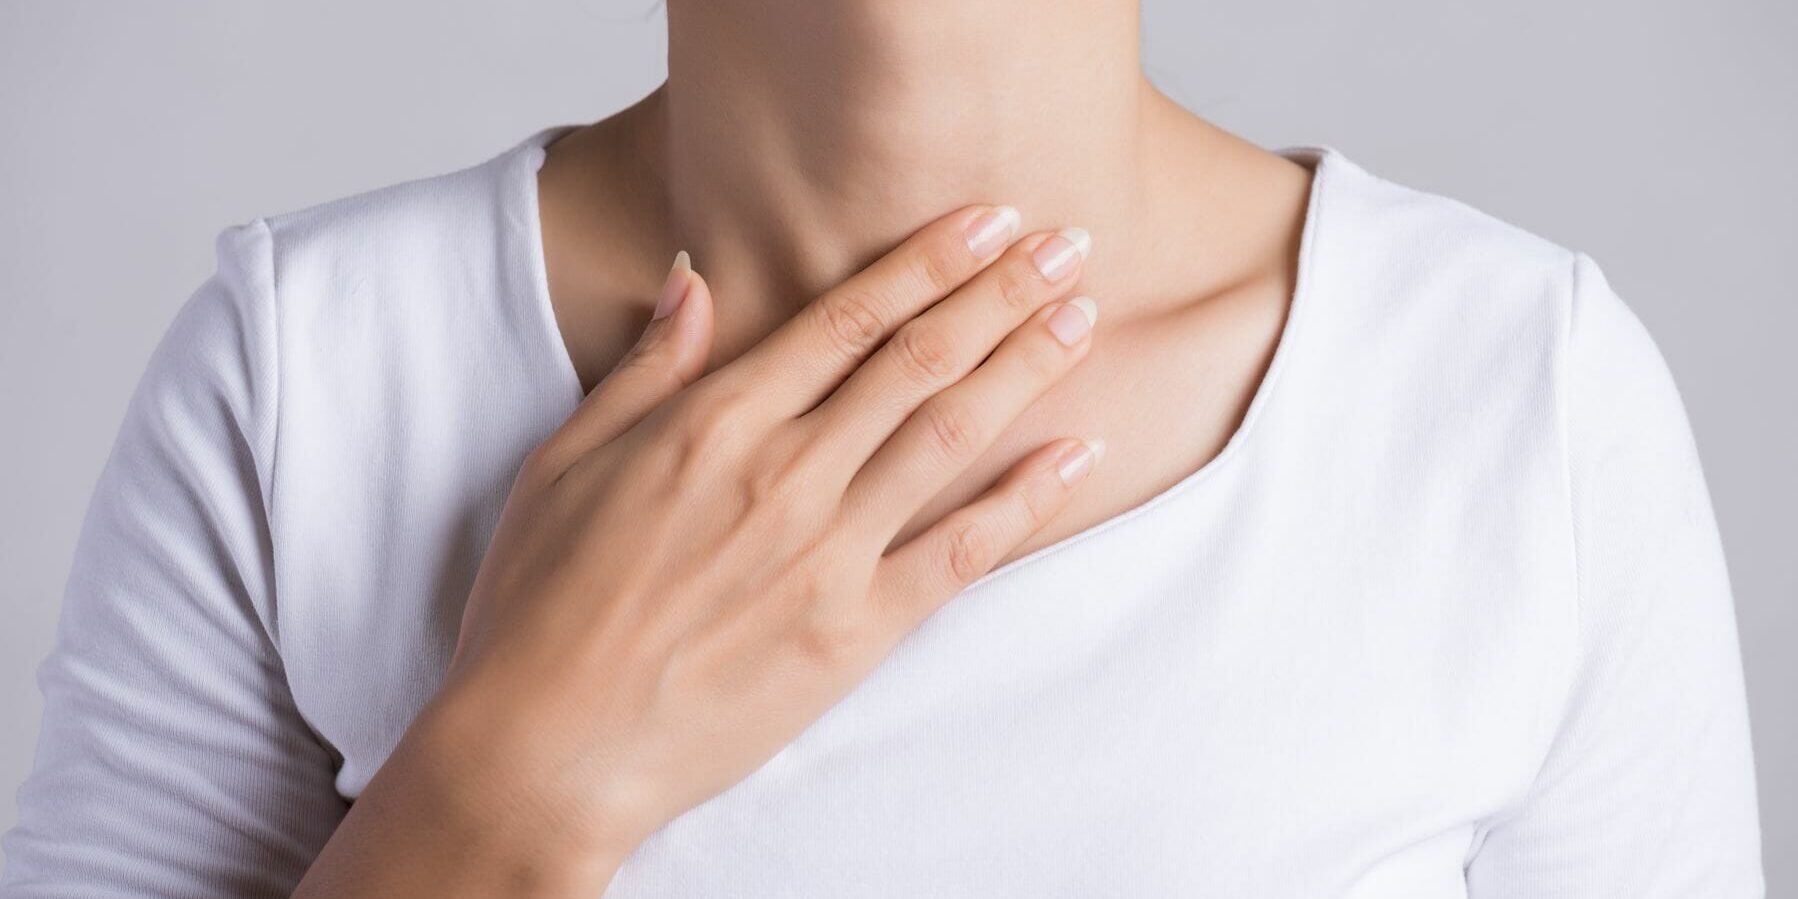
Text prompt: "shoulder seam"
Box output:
[[1563, 251, 1588, 641], [1465, 247, 1587, 862], [247, 216, 285, 654]]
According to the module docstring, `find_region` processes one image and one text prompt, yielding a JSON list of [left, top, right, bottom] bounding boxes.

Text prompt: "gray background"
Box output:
[[2, 0, 1792, 883]]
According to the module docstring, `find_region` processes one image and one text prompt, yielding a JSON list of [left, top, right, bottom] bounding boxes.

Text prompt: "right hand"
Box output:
[[298, 206, 1103, 895]]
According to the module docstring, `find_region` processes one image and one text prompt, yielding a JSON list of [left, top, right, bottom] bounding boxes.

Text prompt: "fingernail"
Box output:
[[964, 205, 1022, 258], [1047, 296, 1098, 346], [1033, 227, 1093, 281], [652, 250, 692, 321], [1057, 438, 1106, 485]]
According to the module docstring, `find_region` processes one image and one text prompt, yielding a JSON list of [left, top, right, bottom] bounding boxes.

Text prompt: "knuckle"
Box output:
[[738, 443, 838, 544], [516, 443, 568, 489], [912, 239, 967, 295], [743, 462, 802, 509], [891, 324, 958, 384], [787, 561, 832, 605], [919, 397, 982, 462], [1016, 329, 1072, 381], [742, 466, 813, 534], [679, 391, 751, 440], [944, 518, 993, 585], [668, 396, 751, 474], [992, 257, 1044, 312], [604, 357, 686, 411], [613, 334, 683, 381], [1016, 476, 1054, 527], [668, 432, 725, 486], [818, 291, 889, 359], [680, 377, 748, 417], [794, 609, 868, 667]]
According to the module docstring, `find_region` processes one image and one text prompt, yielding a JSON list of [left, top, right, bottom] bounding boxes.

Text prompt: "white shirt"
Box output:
[[0, 127, 1764, 897]]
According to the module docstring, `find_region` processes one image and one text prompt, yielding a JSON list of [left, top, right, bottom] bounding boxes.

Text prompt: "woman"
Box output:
[[0, 1, 1763, 896]]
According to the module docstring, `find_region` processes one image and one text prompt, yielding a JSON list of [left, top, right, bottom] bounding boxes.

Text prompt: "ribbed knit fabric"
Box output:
[[0, 129, 1763, 897]]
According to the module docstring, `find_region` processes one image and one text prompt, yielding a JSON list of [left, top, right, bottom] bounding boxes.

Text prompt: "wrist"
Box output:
[[406, 677, 647, 878], [295, 695, 629, 899]]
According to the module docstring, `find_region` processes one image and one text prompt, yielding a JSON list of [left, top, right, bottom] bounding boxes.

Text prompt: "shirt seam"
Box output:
[[1464, 248, 1589, 865]]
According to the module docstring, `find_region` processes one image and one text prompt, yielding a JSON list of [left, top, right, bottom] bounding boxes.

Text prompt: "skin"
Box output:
[[296, 0, 1311, 894], [539, 0, 1312, 556]]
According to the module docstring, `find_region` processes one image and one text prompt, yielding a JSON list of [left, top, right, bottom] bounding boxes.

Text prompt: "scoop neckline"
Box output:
[[506, 126, 1332, 593]]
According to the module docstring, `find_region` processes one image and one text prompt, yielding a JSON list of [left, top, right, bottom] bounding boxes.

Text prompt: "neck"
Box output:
[[654, 0, 1160, 314]]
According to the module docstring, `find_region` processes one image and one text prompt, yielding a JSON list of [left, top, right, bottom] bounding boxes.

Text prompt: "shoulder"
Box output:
[[1298, 149, 1678, 434], [196, 130, 567, 413], [1284, 150, 1711, 568], [1301, 149, 1581, 343], [123, 219, 281, 488], [141, 129, 570, 493], [190, 131, 554, 345], [259, 133, 548, 309]]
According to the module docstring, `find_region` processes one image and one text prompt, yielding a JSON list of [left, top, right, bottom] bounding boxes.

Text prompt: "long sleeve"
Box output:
[[1464, 255, 1764, 895], [0, 222, 346, 897]]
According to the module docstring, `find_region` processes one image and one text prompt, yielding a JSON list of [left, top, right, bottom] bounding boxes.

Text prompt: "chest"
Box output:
[[594, 490, 1565, 893], [277, 439, 1570, 896], [615, 589, 1525, 896], [893, 288, 1289, 563], [267, 282, 1575, 894]]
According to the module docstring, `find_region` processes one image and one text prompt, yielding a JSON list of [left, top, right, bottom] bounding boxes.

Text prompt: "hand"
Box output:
[[295, 206, 1103, 897]]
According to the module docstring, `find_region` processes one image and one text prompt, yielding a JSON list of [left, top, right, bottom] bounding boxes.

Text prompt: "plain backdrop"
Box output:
[[2, 0, 1793, 884]]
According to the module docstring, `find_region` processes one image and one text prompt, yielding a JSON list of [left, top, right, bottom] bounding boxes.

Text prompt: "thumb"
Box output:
[[556, 251, 717, 452], [632, 250, 716, 386]]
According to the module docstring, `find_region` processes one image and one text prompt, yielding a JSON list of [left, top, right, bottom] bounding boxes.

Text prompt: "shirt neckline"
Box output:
[[505, 126, 1333, 592]]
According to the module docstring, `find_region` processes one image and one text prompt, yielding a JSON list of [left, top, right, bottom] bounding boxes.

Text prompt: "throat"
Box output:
[[537, 1, 1313, 386], [655, 0, 1156, 341]]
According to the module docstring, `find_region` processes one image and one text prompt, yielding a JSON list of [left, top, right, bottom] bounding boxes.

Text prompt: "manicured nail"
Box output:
[[964, 205, 1022, 258], [652, 250, 692, 321], [1047, 296, 1098, 346], [1033, 227, 1093, 281], [1057, 438, 1106, 485]]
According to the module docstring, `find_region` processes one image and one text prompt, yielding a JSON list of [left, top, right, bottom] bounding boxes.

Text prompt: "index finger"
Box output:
[[722, 203, 1021, 416]]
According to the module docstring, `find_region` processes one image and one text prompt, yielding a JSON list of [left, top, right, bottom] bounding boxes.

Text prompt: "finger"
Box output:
[[540, 253, 716, 464], [725, 204, 1022, 415], [808, 229, 1092, 482], [870, 436, 1104, 632], [842, 296, 1098, 534]]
